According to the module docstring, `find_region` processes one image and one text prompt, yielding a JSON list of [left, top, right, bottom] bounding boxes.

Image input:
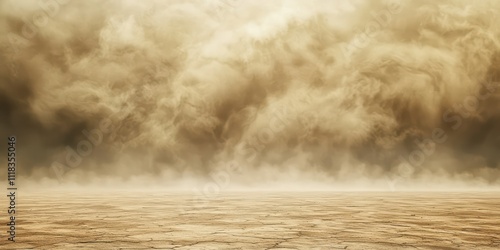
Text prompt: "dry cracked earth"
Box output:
[[1, 191, 499, 249]]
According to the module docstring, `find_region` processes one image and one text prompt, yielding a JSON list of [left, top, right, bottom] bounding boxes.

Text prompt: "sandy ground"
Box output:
[[1, 191, 499, 249]]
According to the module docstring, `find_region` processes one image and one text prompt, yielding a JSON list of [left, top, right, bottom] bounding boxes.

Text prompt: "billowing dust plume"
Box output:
[[1, 0, 500, 190]]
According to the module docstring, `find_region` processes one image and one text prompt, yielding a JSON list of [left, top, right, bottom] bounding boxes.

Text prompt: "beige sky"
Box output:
[[1, 0, 499, 190]]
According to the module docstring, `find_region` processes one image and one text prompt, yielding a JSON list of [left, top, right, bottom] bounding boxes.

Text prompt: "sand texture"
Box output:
[[1, 192, 499, 249]]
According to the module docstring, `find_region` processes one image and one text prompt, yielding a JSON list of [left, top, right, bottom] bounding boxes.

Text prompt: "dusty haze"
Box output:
[[1, 0, 499, 190]]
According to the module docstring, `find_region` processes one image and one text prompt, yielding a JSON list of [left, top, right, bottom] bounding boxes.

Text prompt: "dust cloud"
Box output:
[[1, 0, 499, 190]]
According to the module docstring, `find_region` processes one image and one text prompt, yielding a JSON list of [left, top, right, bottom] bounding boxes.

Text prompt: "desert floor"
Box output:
[[1, 191, 499, 249]]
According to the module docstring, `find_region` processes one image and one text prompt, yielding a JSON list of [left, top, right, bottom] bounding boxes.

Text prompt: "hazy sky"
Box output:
[[1, 0, 499, 190]]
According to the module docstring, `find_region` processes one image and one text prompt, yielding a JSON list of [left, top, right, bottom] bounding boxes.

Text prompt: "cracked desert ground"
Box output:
[[2, 192, 499, 249]]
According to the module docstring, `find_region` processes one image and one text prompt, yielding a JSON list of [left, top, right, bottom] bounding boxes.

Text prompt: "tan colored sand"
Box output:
[[1, 192, 499, 249]]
